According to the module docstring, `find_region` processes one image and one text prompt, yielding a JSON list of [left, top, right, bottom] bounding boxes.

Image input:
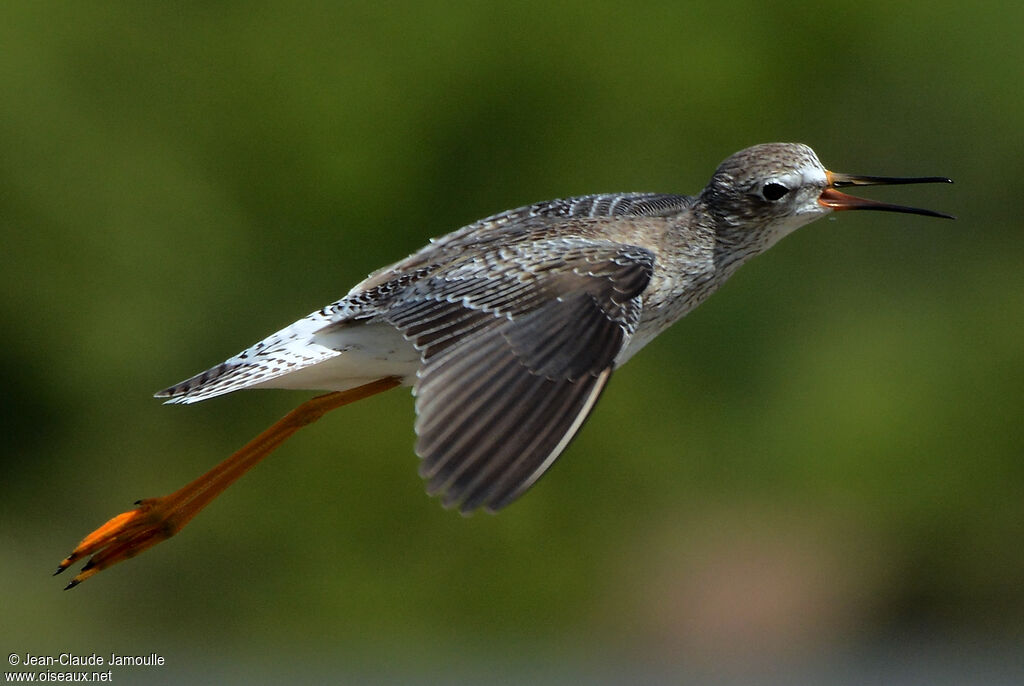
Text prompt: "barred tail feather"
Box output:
[[155, 360, 261, 404], [154, 313, 345, 404]]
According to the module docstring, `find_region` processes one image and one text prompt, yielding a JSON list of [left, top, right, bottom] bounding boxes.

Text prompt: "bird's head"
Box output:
[[701, 142, 952, 247]]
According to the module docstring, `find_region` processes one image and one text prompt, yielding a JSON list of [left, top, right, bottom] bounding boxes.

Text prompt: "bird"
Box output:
[[55, 142, 952, 588]]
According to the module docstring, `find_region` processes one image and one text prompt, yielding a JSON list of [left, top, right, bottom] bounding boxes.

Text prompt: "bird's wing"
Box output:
[[383, 236, 654, 513]]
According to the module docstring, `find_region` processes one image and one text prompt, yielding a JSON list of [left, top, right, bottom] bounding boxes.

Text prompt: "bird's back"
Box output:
[[156, 192, 698, 404]]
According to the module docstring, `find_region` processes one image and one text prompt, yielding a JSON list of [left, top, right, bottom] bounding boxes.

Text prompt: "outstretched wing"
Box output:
[[384, 237, 654, 513]]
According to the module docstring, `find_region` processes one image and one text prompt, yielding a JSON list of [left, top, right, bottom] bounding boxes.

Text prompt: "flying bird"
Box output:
[[56, 143, 952, 588]]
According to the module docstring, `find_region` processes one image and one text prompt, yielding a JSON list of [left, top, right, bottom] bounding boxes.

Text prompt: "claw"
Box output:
[[56, 498, 182, 589]]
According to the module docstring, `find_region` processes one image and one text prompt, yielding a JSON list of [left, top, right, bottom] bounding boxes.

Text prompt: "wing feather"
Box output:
[[472, 370, 610, 511], [385, 238, 654, 512]]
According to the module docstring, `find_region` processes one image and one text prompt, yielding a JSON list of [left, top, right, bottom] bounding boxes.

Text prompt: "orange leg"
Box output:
[[55, 377, 401, 589]]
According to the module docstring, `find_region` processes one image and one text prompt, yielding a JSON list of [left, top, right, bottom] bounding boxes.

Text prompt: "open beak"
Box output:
[[819, 171, 954, 219]]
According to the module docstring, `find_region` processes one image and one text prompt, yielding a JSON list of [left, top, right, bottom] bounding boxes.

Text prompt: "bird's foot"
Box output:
[[54, 497, 183, 589], [53, 381, 403, 590]]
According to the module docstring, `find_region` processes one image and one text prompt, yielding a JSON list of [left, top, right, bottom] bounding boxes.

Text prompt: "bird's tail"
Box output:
[[155, 315, 342, 404]]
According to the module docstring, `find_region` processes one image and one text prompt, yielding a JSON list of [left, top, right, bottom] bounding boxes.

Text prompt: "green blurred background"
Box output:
[[2, 1, 1021, 683]]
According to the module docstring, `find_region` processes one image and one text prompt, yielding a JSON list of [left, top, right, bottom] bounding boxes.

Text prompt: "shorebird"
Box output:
[[56, 143, 952, 588]]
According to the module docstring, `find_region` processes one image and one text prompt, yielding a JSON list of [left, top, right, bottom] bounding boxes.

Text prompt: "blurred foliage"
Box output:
[[1, 0, 1021, 681]]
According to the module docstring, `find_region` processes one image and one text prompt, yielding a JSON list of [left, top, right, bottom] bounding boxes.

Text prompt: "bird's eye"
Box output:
[[761, 182, 790, 201]]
